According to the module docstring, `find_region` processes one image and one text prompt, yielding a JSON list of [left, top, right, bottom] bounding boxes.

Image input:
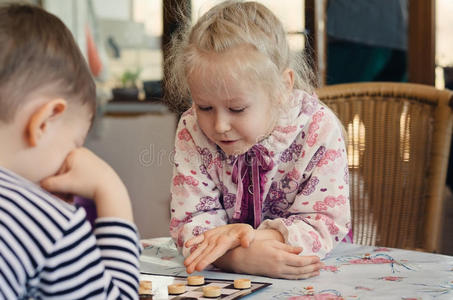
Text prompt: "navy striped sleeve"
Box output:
[[0, 167, 142, 299]]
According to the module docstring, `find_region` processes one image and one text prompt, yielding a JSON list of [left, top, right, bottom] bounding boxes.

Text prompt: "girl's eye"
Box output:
[[229, 107, 246, 113], [198, 106, 212, 111]]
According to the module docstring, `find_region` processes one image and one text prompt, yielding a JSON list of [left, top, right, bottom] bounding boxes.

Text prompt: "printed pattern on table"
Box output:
[[140, 238, 453, 300]]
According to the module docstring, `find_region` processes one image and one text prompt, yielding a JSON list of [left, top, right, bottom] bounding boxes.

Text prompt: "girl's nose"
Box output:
[[214, 113, 231, 133]]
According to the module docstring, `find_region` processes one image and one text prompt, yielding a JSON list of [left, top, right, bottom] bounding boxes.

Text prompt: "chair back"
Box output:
[[317, 82, 453, 252]]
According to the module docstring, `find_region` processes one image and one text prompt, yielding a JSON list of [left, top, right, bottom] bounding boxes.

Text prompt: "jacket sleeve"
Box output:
[[169, 110, 228, 257], [258, 108, 351, 258]]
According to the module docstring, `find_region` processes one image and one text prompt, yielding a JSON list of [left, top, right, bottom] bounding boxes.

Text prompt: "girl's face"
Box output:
[[188, 52, 280, 156]]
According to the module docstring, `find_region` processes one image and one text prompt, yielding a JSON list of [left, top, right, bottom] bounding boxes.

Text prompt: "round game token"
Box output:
[[168, 283, 186, 295], [140, 280, 152, 290], [234, 278, 251, 289], [138, 286, 151, 295], [187, 275, 205, 285], [203, 286, 221, 298], [139, 280, 152, 295]]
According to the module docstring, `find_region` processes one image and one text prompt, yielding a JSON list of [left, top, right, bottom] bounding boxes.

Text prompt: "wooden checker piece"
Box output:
[[203, 285, 221, 298], [168, 283, 186, 295], [187, 275, 205, 286], [139, 280, 152, 297], [234, 278, 251, 289], [140, 273, 271, 299]]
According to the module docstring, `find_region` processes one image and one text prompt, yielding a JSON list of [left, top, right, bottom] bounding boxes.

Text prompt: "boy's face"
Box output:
[[188, 53, 279, 156], [25, 105, 92, 183]]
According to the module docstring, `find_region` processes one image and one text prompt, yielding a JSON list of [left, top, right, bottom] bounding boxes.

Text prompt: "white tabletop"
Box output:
[[140, 237, 453, 299]]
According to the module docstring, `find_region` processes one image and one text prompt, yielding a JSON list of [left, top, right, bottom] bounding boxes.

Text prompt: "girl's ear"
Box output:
[[282, 68, 295, 92], [26, 99, 67, 147]]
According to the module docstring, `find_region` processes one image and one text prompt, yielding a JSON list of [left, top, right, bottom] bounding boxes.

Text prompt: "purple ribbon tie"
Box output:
[[231, 145, 273, 228]]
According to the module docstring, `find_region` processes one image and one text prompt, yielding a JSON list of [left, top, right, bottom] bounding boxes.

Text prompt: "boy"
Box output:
[[0, 4, 141, 299]]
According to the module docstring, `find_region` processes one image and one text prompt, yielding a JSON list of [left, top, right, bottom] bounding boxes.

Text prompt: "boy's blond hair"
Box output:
[[0, 4, 95, 123], [164, 0, 317, 112]]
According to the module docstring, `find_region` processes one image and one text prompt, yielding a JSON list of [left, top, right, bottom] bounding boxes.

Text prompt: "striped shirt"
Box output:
[[0, 167, 142, 299]]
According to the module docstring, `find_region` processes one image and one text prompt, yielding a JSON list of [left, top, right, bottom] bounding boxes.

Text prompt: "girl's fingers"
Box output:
[[184, 241, 208, 266], [240, 237, 250, 248], [285, 255, 321, 268], [281, 261, 324, 277], [185, 234, 205, 248], [194, 242, 231, 271], [189, 242, 216, 272], [276, 242, 303, 255], [240, 229, 255, 248], [288, 246, 303, 254], [281, 269, 321, 280]]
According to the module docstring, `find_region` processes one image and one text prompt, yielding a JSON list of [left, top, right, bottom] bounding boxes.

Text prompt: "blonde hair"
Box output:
[[164, 0, 317, 113]]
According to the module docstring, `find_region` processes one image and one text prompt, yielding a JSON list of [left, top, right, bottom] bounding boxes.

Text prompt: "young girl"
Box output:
[[167, 1, 351, 279]]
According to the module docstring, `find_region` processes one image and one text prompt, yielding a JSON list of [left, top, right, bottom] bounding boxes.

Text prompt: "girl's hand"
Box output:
[[215, 239, 324, 280], [40, 148, 133, 222], [184, 223, 255, 273]]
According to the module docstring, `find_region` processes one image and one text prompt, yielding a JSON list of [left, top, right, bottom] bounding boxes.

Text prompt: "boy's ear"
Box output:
[[26, 99, 67, 147], [282, 68, 295, 91]]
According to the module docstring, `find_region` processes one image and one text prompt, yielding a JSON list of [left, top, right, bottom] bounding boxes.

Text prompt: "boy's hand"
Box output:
[[40, 148, 133, 222], [216, 239, 324, 279], [184, 224, 255, 273]]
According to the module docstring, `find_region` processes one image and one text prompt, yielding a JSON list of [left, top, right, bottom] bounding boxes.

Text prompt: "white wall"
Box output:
[[44, 0, 88, 59], [85, 112, 176, 238], [92, 0, 130, 20]]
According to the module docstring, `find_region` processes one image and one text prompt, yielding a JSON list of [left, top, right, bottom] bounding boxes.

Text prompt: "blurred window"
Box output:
[[436, 0, 453, 89], [191, 0, 306, 52]]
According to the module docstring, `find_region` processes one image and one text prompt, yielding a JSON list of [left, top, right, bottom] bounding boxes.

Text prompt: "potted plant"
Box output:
[[112, 68, 142, 101]]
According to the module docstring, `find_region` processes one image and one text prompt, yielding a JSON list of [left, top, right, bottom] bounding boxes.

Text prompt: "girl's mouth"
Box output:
[[220, 140, 237, 145]]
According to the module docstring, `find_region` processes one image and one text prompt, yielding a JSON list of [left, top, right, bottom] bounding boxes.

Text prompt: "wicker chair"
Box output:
[[317, 82, 453, 252]]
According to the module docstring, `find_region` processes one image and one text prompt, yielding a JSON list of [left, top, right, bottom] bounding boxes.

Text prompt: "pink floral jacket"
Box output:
[[170, 89, 351, 258]]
